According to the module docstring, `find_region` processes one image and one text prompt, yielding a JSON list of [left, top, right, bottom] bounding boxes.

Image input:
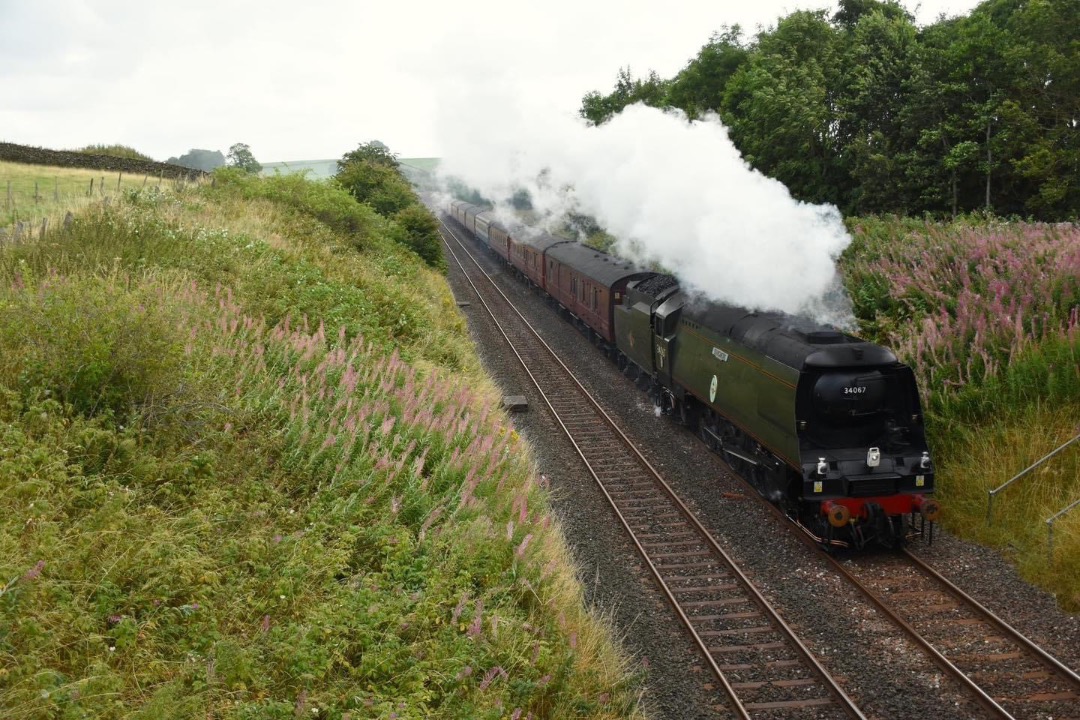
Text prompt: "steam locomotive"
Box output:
[[448, 200, 939, 548]]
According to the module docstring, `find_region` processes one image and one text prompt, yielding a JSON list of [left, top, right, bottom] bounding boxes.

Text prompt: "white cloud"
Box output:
[[0, 0, 983, 160]]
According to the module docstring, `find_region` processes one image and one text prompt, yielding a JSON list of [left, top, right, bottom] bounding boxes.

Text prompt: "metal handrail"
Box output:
[[986, 430, 1080, 525], [1047, 496, 1080, 562]]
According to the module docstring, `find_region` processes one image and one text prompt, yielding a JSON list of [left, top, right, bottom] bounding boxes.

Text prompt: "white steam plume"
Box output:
[[436, 98, 855, 328]]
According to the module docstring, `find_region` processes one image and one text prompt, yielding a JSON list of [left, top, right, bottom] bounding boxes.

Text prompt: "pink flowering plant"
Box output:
[[843, 218, 1079, 420]]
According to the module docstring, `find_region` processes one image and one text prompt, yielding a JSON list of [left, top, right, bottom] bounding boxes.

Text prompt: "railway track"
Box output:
[[439, 219, 865, 719], [830, 549, 1080, 720], [717, 439, 1080, 718], [716, 420, 1080, 718]]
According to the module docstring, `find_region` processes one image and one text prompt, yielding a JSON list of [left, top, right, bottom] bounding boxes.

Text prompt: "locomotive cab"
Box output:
[[613, 275, 680, 377]]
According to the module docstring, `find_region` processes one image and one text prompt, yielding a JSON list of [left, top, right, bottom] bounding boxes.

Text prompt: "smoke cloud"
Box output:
[[436, 96, 855, 328]]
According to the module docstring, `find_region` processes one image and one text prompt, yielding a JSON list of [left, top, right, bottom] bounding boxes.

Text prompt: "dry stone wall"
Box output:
[[0, 142, 206, 180]]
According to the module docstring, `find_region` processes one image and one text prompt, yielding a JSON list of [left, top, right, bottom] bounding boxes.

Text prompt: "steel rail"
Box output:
[[820, 554, 1014, 719], [903, 549, 1080, 689], [716, 459, 1077, 719], [439, 218, 865, 719]]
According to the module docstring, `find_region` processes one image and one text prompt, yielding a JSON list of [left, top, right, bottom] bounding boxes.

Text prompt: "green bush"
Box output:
[[335, 160, 415, 217], [0, 271, 194, 423], [209, 168, 383, 249], [0, 172, 639, 717], [392, 204, 446, 271]]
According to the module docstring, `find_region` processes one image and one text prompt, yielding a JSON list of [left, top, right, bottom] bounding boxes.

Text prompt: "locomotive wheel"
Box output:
[[678, 399, 699, 432]]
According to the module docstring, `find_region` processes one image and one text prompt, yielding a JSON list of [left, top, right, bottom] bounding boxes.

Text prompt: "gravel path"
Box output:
[[442, 230, 1080, 720]]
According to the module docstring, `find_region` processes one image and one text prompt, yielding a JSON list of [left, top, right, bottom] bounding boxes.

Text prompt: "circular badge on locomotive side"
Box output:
[[709, 375, 718, 403]]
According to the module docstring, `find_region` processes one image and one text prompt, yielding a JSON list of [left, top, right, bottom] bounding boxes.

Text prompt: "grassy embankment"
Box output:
[[0, 168, 643, 718], [841, 217, 1080, 609], [1, 160, 165, 229]]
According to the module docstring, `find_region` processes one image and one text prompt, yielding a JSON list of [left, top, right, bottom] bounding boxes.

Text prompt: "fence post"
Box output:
[[117, 172, 123, 192], [34, 181, 40, 204], [54, 177, 59, 202], [88, 178, 94, 197], [99, 176, 105, 196], [1046, 496, 1080, 563], [39, 217, 48, 240]]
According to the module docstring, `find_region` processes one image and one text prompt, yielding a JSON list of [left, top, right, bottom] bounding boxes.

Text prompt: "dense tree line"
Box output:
[[581, 0, 1079, 220]]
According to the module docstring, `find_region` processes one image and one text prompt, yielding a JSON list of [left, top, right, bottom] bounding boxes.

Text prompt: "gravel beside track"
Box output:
[[440, 223, 1080, 719]]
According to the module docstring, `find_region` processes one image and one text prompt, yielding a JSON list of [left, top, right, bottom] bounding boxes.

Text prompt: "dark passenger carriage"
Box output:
[[509, 231, 569, 287], [545, 243, 653, 344]]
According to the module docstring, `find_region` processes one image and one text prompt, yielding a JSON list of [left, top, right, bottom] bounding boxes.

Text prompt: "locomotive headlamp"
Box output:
[[920, 451, 931, 470], [867, 447, 881, 468], [824, 501, 851, 528], [817, 458, 828, 476]]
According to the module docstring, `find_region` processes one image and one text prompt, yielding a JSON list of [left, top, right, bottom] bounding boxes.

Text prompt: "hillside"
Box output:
[[0, 166, 642, 718]]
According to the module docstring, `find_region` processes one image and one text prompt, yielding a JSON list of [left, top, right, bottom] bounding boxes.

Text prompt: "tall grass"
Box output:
[[841, 217, 1080, 608], [2, 160, 168, 228], [0, 179, 644, 717]]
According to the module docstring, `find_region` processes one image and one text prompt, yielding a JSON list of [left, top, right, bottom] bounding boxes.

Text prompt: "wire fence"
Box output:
[[1, 171, 199, 245]]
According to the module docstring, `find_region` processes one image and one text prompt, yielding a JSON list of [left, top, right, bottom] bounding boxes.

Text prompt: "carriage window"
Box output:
[[592, 287, 599, 310]]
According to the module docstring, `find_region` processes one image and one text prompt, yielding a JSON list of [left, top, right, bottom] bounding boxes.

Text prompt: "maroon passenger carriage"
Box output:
[[450, 201, 651, 350]]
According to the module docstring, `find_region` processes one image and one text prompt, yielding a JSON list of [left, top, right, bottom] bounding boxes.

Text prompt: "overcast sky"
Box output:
[[1, 0, 984, 163]]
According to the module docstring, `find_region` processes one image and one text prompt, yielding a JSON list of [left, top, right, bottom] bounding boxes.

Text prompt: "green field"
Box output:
[[259, 158, 440, 182], [1, 160, 181, 229], [260, 159, 338, 180]]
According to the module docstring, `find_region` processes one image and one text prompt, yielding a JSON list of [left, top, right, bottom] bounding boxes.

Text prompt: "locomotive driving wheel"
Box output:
[[678, 397, 699, 432]]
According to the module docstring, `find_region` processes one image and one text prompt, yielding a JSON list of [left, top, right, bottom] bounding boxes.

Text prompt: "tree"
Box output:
[[1000, 0, 1080, 217], [832, 0, 910, 30], [579, 67, 669, 126], [834, 5, 921, 213], [905, 11, 1015, 216], [722, 10, 846, 205], [666, 27, 749, 120], [339, 140, 399, 171], [166, 149, 225, 172], [227, 143, 262, 174], [335, 158, 415, 217]]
